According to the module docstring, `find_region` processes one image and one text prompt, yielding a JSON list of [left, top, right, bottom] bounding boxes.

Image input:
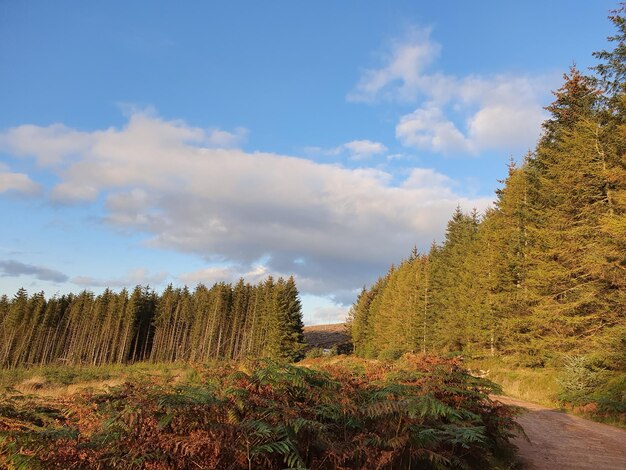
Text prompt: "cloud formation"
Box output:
[[348, 27, 441, 103], [179, 264, 271, 286], [0, 164, 40, 195], [0, 112, 491, 302], [0, 260, 69, 283], [308, 305, 349, 325], [341, 140, 387, 160], [305, 139, 388, 161], [72, 268, 168, 288], [349, 27, 551, 155]]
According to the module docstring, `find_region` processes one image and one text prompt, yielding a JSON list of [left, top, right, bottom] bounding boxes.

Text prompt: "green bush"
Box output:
[[377, 347, 404, 361], [305, 347, 325, 359], [558, 355, 606, 404]]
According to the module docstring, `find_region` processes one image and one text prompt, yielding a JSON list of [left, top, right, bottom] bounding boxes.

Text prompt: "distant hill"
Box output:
[[303, 323, 349, 351]]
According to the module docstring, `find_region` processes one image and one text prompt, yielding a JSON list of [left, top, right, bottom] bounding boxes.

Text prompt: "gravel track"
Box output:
[[494, 396, 626, 469]]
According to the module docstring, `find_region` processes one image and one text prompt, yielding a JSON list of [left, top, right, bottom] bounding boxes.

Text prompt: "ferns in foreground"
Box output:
[[0, 356, 520, 469]]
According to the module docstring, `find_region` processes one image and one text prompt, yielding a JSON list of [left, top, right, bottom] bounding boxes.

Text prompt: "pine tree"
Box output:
[[275, 276, 305, 361], [593, 3, 626, 100], [429, 207, 479, 352]]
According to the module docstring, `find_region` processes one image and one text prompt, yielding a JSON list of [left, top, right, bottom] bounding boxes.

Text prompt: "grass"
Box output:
[[0, 362, 198, 397], [467, 356, 626, 428], [467, 357, 560, 407]]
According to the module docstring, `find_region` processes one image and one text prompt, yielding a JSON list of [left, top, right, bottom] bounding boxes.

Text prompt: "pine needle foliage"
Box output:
[[0, 275, 305, 369], [349, 5, 626, 421]]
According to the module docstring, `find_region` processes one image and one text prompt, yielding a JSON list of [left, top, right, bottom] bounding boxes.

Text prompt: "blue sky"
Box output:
[[0, 1, 617, 323]]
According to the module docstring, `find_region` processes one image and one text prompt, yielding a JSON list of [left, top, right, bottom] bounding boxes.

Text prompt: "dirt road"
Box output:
[[494, 396, 626, 469]]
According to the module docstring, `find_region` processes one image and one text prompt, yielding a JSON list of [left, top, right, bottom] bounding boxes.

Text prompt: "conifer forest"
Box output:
[[1, 3, 626, 469], [0, 276, 305, 368], [349, 63, 626, 368]]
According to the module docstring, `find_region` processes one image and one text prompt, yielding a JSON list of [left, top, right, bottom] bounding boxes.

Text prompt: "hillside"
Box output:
[[303, 323, 349, 350]]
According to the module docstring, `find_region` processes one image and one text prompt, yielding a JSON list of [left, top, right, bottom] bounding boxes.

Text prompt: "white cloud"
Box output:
[[308, 305, 349, 325], [0, 164, 40, 195], [386, 153, 408, 161], [72, 268, 168, 288], [306, 139, 388, 161], [349, 27, 552, 155], [396, 106, 470, 153], [207, 127, 248, 148], [0, 124, 94, 167], [301, 294, 350, 325], [0, 112, 247, 172], [348, 27, 440, 103], [342, 140, 387, 160], [401, 168, 454, 191], [0, 112, 491, 302], [179, 264, 271, 286]]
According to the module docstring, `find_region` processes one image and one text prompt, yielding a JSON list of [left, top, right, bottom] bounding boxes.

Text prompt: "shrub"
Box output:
[[558, 355, 606, 403], [377, 347, 404, 361], [0, 357, 520, 469], [304, 347, 325, 359]]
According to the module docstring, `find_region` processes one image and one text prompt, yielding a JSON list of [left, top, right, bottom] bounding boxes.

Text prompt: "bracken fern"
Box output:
[[0, 355, 519, 469]]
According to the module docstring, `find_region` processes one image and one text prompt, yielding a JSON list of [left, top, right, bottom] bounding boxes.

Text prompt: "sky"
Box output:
[[0, 0, 618, 324]]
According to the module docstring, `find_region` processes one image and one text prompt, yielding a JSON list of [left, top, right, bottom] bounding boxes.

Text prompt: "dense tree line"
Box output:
[[349, 8, 626, 371], [0, 276, 305, 368]]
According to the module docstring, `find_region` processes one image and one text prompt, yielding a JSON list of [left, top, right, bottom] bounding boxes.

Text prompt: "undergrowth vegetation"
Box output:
[[0, 362, 200, 398], [557, 356, 626, 426], [469, 355, 626, 427], [0, 355, 520, 469]]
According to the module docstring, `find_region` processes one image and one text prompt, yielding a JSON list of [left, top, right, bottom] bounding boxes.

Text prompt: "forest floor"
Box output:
[[1, 356, 520, 469], [495, 395, 626, 469]]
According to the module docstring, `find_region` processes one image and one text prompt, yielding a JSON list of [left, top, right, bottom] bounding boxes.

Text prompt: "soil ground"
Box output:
[[494, 396, 626, 469]]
